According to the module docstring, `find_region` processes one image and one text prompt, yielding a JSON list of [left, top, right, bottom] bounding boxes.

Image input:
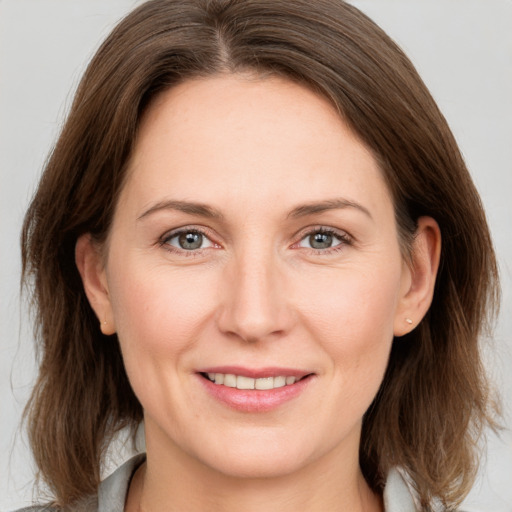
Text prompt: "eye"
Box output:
[[297, 228, 350, 251], [164, 229, 214, 251]]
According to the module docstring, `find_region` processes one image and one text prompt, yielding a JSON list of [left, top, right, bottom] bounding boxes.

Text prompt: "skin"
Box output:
[[76, 74, 441, 512]]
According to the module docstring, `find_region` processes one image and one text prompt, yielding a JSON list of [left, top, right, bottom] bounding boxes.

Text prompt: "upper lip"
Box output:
[[197, 366, 313, 379]]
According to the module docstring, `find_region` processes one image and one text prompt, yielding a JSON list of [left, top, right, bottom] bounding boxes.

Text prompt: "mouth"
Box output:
[[200, 372, 310, 390], [197, 367, 315, 412]]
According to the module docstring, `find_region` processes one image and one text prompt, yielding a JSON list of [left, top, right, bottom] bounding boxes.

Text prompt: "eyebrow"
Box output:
[[137, 200, 224, 221], [287, 198, 373, 220], [137, 197, 372, 222]]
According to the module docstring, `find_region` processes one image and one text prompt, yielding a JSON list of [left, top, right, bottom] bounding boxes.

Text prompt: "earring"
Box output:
[[405, 318, 413, 325], [100, 319, 108, 333]]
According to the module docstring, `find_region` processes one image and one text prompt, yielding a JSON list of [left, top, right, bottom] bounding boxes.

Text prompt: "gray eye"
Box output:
[[167, 231, 213, 251], [298, 230, 346, 251], [179, 232, 203, 250], [309, 232, 333, 249]]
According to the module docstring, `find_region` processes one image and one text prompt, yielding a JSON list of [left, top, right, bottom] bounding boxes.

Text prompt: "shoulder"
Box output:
[[11, 495, 97, 512], [383, 469, 467, 512], [11, 508, 57, 512], [10, 454, 145, 512]]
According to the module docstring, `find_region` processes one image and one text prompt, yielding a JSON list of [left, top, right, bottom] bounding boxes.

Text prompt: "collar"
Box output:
[[98, 455, 419, 512], [383, 467, 420, 511]]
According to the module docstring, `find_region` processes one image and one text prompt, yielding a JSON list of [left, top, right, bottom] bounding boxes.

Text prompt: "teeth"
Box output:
[[274, 376, 286, 388], [205, 373, 301, 390], [255, 377, 274, 390], [224, 374, 237, 387], [237, 375, 255, 389]]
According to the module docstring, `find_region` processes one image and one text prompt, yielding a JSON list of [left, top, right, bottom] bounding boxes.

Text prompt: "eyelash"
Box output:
[[159, 226, 218, 257], [158, 226, 353, 256], [294, 226, 353, 254]]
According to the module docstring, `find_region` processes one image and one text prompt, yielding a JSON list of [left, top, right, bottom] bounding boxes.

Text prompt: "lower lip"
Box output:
[[198, 374, 314, 412]]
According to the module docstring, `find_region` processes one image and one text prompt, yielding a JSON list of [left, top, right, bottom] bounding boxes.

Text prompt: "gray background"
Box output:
[[1, 1, 511, 510]]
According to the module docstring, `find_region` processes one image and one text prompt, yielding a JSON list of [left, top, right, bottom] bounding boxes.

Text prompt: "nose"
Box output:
[[216, 249, 293, 343]]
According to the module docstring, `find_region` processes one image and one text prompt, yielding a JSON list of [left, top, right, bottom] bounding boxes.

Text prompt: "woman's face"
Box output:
[[90, 75, 415, 478]]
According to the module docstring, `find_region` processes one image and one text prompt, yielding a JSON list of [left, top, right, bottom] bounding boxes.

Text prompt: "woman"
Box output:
[[18, 0, 499, 510]]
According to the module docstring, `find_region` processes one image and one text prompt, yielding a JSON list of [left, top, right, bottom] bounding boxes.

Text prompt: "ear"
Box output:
[[75, 234, 116, 335], [394, 216, 441, 336]]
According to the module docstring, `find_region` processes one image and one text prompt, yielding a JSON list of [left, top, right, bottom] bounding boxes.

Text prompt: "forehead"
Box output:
[[121, 74, 392, 221]]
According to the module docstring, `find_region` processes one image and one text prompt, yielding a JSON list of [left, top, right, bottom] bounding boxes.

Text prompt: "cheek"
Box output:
[[106, 256, 217, 367], [297, 262, 401, 340], [105, 256, 221, 423], [294, 259, 402, 388]]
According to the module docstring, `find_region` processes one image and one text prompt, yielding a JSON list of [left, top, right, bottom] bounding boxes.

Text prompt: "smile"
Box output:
[[204, 373, 299, 390], [198, 370, 314, 412]]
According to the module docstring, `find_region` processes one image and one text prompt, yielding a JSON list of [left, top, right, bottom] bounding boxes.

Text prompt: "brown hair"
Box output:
[[21, 0, 499, 509]]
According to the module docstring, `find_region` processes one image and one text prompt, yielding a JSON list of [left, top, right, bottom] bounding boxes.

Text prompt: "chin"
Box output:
[[205, 451, 309, 480], [189, 431, 325, 480]]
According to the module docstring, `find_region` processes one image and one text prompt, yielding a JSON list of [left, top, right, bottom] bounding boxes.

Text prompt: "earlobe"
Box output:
[[75, 234, 116, 335], [394, 216, 441, 336]]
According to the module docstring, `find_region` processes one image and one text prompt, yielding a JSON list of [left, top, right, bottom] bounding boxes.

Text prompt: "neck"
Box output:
[[127, 423, 383, 512]]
